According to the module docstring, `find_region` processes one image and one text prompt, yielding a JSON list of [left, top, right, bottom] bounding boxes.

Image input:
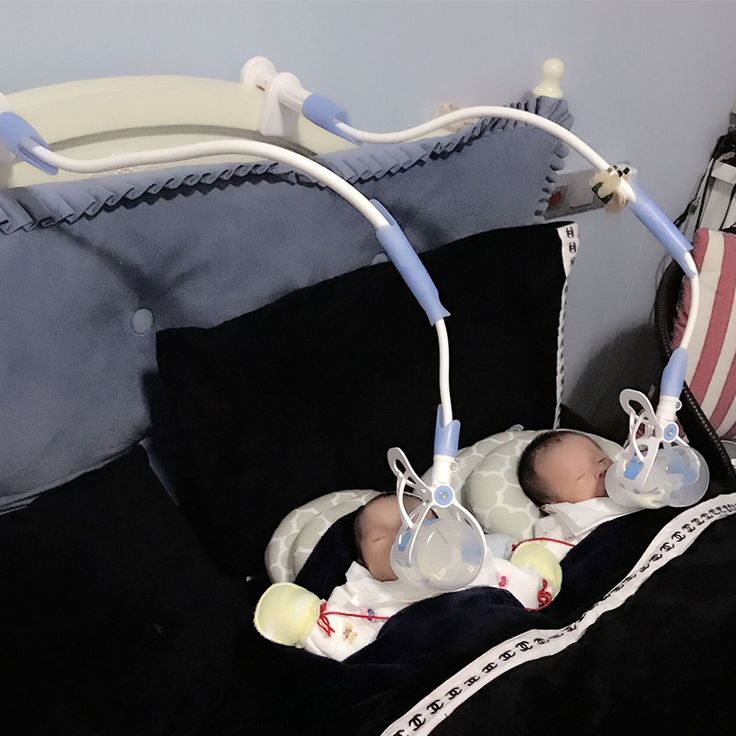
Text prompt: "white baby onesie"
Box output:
[[533, 496, 642, 561], [303, 541, 551, 661]]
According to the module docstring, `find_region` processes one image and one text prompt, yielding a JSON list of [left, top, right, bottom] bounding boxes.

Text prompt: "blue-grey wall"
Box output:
[[4, 1, 736, 433]]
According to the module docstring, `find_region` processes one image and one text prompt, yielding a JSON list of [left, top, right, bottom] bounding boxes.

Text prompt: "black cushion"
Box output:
[[0, 446, 254, 736], [157, 223, 570, 577]]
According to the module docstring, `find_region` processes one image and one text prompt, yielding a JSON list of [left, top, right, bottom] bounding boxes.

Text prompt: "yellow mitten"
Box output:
[[254, 582, 322, 647], [510, 542, 563, 597]]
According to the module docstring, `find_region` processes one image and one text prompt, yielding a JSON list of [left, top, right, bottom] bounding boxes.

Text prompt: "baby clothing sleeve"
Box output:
[[303, 563, 435, 661], [304, 537, 560, 660]]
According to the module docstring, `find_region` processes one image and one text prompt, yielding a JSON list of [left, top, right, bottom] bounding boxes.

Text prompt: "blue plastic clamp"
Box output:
[[0, 112, 57, 174], [302, 94, 359, 145], [660, 346, 688, 399], [370, 199, 451, 325], [433, 405, 460, 457], [629, 181, 695, 277]]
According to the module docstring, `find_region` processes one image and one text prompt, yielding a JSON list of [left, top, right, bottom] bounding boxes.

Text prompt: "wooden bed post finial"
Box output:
[[533, 58, 565, 99]]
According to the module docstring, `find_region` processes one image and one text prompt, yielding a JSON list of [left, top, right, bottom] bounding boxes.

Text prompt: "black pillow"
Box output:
[[0, 447, 254, 736], [157, 223, 570, 578]]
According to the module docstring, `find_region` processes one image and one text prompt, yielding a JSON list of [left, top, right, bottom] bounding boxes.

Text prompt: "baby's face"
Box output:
[[357, 495, 422, 582], [535, 434, 613, 504]]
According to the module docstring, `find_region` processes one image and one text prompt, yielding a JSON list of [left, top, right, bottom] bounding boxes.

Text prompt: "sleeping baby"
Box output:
[[255, 430, 667, 660], [254, 493, 562, 661], [518, 430, 646, 553]]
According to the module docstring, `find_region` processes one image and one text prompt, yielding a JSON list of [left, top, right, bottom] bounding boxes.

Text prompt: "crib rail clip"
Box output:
[[0, 100, 57, 175]]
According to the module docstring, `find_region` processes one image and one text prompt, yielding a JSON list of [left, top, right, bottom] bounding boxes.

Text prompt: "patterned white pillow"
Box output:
[[264, 427, 524, 584], [266, 429, 622, 582], [419, 425, 525, 487], [464, 429, 623, 539], [266, 490, 379, 582]]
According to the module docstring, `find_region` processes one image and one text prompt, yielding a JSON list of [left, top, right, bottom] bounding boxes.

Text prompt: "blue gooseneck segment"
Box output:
[[629, 181, 696, 278], [0, 112, 58, 174], [661, 346, 689, 399], [370, 199, 451, 325], [302, 94, 359, 145], [433, 405, 460, 458]]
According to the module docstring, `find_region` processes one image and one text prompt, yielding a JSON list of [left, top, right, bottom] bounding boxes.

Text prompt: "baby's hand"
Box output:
[[254, 583, 322, 647], [510, 542, 562, 598]]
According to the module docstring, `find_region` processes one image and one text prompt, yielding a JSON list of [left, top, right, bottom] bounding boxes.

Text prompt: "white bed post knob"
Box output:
[[254, 70, 311, 141], [532, 58, 565, 99], [0, 92, 9, 113], [240, 56, 278, 89]]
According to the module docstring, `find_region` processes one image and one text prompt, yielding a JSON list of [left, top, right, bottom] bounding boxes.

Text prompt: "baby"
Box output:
[[254, 492, 562, 661], [517, 430, 613, 506], [518, 430, 640, 548], [353, 492, 428, 582], [291, 493, 560, 660], [255, 431, 658, 659]]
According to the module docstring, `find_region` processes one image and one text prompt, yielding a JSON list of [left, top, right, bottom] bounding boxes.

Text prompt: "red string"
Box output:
[[317, 602, 335, 637], [317, 602, 391, 638], [510, 538, 569, 612], [511, 536, 575, 552], [525, 579, 555, 612], [537, 579, 553, 608]]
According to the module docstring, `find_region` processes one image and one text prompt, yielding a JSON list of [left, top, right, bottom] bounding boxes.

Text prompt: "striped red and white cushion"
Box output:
[[672, 228, 736, 438]]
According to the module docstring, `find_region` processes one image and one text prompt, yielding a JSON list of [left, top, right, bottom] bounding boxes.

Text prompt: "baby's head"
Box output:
[[353, 493, 424, 582], [517, 431, 612, 506]]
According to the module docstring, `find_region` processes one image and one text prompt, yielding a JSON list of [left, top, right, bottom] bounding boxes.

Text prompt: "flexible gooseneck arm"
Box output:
[[2, 97, 703, 492], [2, 89, 709, 582], [321, 102, 705, 503], [0, 116, 457, 432], [7, 98, 700, 420], [322, 106, 700, 429]]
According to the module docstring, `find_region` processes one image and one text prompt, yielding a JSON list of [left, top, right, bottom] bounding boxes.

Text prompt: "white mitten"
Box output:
[[510, 542, 563, 597], [254, 582, 322, 647]]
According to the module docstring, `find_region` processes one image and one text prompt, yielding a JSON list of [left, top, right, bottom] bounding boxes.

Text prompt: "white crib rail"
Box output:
[[0, 73, 351, 187], [0, 56, 566, 188]]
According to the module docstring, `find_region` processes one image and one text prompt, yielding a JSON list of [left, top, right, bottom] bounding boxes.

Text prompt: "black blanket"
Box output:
[[232, 485, 736, 736], [5, 452, 734, 735]]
